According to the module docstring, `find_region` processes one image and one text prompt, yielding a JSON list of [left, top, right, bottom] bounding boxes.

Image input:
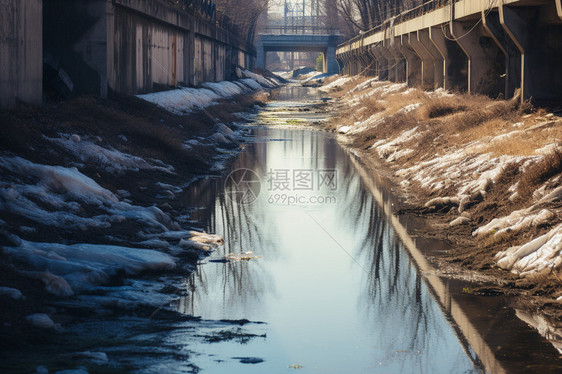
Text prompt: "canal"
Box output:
[[176, 85, 482, 373], [5, 84, 561, 374]]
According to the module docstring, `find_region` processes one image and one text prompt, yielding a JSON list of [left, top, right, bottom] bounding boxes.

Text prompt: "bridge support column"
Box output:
[[498, 3, 540, 102], [397, 34, 421, 87], [341, 52, 351, 75], [431, 25, 468, 91], [418, 29, 444, 90], [482, 10, 520, 99], [371, 45, 389, 81], [408, 32, 434, 89], [451, 21, 498, 96], [256, 41, 266, 70], [383, 38, 404, 82], [364, 46, 375, 77], [350, 50, 359, 75], [390, 37, 407, 82], [380, 45, 397, 81], [324, 46, 338, 74], [358, 47, 370, 75]]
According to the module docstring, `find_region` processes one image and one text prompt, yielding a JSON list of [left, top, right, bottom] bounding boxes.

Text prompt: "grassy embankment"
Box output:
[[322, 75, 562, 316]]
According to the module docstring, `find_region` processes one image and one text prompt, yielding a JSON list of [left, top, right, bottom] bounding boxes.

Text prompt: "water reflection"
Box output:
[[177, 124, 481, 372]]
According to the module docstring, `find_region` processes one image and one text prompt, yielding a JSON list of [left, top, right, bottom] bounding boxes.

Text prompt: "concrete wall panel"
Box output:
[[1, 0, 42, 108]]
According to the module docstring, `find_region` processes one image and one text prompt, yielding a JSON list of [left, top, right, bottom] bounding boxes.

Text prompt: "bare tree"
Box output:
[[215, 0, 274, 45], [331, 0, 420, 36]]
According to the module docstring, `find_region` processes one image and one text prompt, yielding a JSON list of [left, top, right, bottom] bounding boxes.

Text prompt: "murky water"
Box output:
[[176, 87, 482, 373]]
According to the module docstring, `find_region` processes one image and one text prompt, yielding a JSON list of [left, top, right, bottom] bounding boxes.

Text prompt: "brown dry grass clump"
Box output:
[[518, 148, 562, 198], [328, 76, 372, 98]]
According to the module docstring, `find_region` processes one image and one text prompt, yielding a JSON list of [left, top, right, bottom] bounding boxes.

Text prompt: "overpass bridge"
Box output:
[[256, 27, 342, 74], [337, 0, 562, 103]]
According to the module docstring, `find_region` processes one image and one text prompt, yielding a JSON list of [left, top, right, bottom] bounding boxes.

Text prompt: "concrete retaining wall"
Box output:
[[47, 0, 254, 97], [1, 0, 254, 108], [0, 0, 42, 108]]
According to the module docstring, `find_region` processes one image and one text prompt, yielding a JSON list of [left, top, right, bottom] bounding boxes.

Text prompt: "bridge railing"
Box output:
[[262, 26, 340, 35], [339, 0, 455, 48]]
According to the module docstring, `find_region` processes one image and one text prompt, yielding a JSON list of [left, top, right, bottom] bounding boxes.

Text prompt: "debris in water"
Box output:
[[226, 251, 261, 261], [233, 357, 264, 364]]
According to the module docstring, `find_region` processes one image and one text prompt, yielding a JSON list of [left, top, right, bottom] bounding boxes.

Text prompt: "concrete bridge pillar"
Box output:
[[371, 45, 389, 81], [450, 21, 498, 95], [482, 10, 520, 99], [499, 5, 529, 101], [256, 41, 266, 70], [383, 38, 404, 82], [349, 51, 359, 75], [380, 45, 397, 81], [350, 50, 358, 75], [366, 46, 377, 77], [343, 52, 352, 75], [324, 46, 338, 74], [428, 26, 452, 90], [418, 29, 444, 90], [408, 32, 434, 90], [349, 50, 358, 75], [430, 25, 468, 92], [397, 34, 421, 87], [390, 37, 407, 82], [357, 47, 370, 75]]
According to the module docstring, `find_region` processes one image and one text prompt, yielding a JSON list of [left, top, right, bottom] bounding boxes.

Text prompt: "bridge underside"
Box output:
[[257, 34, 340, 74], [337, 0, 562, 103]]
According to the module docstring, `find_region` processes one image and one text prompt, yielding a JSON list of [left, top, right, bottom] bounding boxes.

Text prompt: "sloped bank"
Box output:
[[320, 76, 562, 334], [0, 70, 281, 372]]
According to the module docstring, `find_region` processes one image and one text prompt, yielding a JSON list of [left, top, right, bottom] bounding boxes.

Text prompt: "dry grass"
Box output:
[[328, 76, 371, 98], [518, 148, 562, 198], [322, 75, 341, 85], [328, 78, 562, 167], [328, 78, 562, 199], [416, 95, 468, 120]]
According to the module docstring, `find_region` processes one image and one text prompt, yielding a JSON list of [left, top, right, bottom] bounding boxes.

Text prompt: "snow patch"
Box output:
[[473, 208, 554, 238], [4, 239, 176, 293], [236, 68, 278, 88], [48, 134, 174, 174], [319, 76, 354, 92], [26, 313, 59, 329], [0, 286, 23, 300], [495, 224, 562, 277]]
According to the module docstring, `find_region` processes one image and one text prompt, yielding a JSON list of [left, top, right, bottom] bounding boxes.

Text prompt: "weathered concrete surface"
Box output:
[[43, 0, 254, 98], [0, 0, 42, 108], [337, 0, 562, 102]]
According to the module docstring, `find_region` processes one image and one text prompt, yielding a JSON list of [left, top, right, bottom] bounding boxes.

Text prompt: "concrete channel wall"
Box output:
[[0, 0, 43, 108], [1, 0, 254, 108], [337, 0, 562, 103]]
